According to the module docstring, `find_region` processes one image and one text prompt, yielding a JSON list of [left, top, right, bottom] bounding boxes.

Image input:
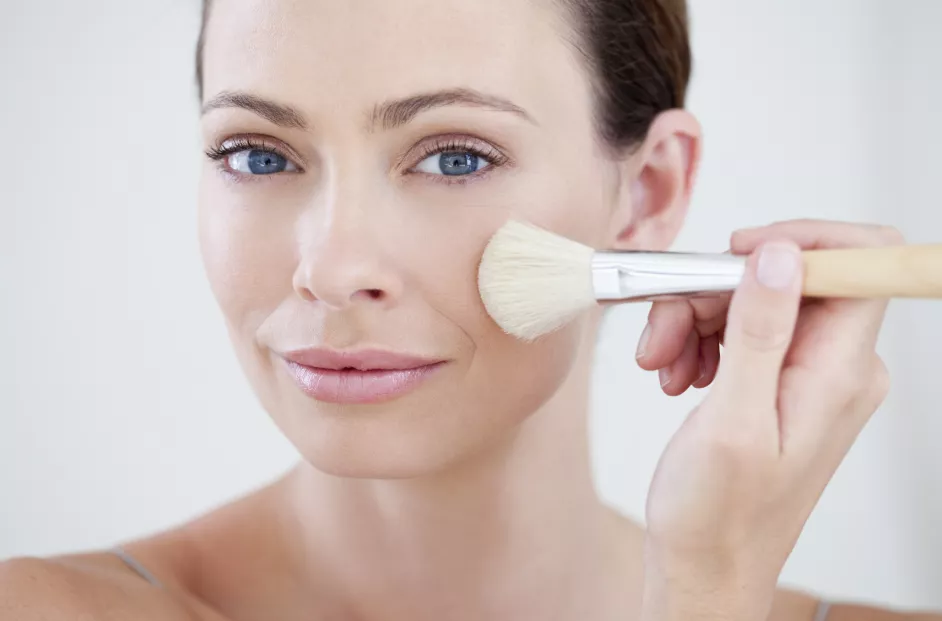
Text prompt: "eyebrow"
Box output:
[[371, 88, 535, 130], [200, 88, 534, 131], [201, 91, 309, 129]]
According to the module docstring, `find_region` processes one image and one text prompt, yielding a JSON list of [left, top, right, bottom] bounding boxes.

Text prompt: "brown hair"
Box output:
[[195, 0, 690, 149]]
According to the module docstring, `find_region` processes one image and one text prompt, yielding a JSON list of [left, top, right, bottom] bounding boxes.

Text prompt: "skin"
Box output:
[[1, 1, 938, 619]]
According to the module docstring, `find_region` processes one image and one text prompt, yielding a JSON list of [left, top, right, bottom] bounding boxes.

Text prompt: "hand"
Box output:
[[635, 220, 902, 621]]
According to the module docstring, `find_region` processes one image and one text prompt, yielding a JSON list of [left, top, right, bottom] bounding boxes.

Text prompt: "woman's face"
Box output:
[[198, 0, 630, 477]]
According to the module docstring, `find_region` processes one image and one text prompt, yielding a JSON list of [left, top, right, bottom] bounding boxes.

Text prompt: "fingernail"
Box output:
[[756, 243, 801, 290], [636, 323, 652, 359], [659, 367, 672, 388], [696, 359, 707, 385]]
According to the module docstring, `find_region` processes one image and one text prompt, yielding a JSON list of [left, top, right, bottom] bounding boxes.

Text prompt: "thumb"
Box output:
[[712, 241, 803, 414]]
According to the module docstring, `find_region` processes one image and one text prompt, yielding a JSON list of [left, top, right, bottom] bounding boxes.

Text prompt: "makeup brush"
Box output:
[[478, 220, 942, 341]]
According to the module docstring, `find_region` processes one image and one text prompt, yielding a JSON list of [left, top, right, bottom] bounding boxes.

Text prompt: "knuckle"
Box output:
[[649, 299, 679, 320], [647, 300, 671, 323], [828, 370, 869, 411], [837, 369, 868, 397], [790, 217, 818, 228], [788, 217, 831, 233], [736, 313, 793, 353], [833, 358, 890, 413]]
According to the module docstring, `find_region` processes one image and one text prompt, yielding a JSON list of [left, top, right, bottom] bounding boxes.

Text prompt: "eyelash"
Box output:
[[203, 134, 511, 184], [204, 137, 300, 178], [406, 135, 511, 185]]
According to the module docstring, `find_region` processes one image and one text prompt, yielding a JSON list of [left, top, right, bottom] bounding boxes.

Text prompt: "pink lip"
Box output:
[[280, 349, 447, 404]]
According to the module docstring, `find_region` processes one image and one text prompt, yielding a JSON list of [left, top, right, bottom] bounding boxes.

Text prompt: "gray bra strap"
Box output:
[[111, 546, 163, 588], [814, 600, 833, 621]]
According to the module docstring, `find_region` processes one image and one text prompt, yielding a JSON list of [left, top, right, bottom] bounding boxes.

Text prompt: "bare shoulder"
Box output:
[[0, 477, 290, 621], [770, 588, 942, 621], [0, 556, 208, 621]]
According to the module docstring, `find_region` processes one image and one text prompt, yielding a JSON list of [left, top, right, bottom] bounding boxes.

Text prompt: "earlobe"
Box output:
[[608, 110, 701, 251]]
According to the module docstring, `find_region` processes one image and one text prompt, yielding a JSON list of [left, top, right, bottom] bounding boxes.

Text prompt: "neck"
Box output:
[[284, 330, 642, 621]]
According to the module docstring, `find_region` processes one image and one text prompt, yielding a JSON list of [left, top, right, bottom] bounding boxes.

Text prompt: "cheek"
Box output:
[[517, 166, 615, 249], [387, 188, 588, 420], [392, 162, 614, 330], [473, 320, 585, 417], [387, 191, 510, 341], [197, 178, 294, 335], [389, 156, 612, 352]]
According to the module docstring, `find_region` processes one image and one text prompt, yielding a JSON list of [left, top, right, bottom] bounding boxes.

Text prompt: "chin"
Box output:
[[256, 325, 587, 481], [269, 397, 518, 481]]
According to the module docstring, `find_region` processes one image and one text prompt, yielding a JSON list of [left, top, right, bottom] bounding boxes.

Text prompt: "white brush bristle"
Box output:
[[478, 221, 596, 341]]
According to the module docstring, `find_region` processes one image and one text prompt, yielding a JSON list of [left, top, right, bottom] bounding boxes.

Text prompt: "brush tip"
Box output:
[[478, 221, 597, 341]]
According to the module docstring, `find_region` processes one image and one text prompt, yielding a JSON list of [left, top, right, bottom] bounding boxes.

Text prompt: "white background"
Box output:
[[2, 0, 940, 610]]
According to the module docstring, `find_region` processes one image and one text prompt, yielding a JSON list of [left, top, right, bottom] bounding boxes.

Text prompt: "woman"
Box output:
[[1, 1, 936, 619]]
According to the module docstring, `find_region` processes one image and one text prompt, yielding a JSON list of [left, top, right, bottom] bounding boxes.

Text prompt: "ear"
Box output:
[[606, 110, 702, 251]]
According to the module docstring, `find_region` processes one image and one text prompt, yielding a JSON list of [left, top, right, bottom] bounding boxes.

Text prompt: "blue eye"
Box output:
[[226, 149, 299, 175], [415, 151, 492, 176]]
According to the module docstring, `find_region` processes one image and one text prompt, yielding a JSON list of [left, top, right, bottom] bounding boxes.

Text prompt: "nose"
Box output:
[[292, 205, 403, 311]]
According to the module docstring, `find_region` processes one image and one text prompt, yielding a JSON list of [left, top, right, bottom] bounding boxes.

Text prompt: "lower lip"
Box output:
[[282, 360, 446, 405]]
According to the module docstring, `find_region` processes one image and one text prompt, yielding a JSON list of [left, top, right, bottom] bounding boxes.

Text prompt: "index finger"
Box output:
[[733, 218, 900, 360], [731, 219, 904, 253]]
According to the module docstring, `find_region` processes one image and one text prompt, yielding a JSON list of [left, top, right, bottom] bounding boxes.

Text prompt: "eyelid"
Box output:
[[400, 133, 512, 172], [205, 134, 307, 171]]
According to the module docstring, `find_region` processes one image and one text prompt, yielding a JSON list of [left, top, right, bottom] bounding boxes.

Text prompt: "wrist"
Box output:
[[640, 541, 777, 621]]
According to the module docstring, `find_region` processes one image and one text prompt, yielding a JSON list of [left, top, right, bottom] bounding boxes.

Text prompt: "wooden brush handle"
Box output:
[[801, 244, 942, 298]]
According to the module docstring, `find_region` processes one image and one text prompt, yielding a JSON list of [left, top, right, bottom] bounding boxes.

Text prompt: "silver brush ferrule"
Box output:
[[591, 251, 747, 301]]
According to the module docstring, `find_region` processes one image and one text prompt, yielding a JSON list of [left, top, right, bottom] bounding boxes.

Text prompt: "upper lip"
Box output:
[[281, 348, 444, 371]]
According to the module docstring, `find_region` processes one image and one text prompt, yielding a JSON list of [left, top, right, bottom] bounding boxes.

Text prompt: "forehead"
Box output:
[[200, 0, 591, 121]]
